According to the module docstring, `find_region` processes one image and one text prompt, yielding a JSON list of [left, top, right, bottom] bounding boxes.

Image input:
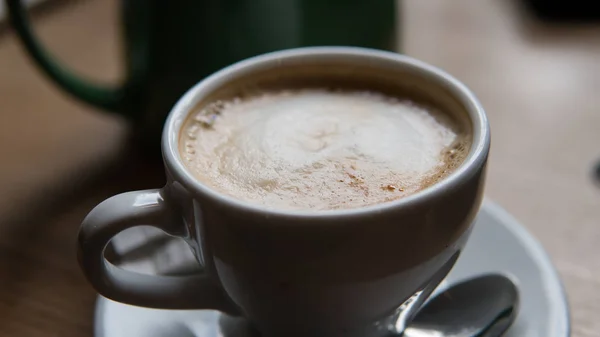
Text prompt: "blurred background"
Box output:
[[0, 0, 599, 336]]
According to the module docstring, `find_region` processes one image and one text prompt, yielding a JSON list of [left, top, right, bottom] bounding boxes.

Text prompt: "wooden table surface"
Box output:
[[0, 0, 599, 336]]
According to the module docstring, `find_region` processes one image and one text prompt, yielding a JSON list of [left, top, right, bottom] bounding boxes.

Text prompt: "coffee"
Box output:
[[180, 86, 470, 211]]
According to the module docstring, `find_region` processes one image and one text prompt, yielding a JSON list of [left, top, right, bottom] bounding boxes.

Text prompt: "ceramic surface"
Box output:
[[79, 47, 490, 337], [95, 201, 570, 337]]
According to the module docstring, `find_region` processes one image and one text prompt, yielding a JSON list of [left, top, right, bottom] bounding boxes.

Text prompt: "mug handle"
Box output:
[[78, 189, 239, 313], [4, 0, 128, 115]]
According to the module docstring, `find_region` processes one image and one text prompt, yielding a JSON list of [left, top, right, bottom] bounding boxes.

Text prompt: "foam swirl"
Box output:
[[181, 89, 465, 210]]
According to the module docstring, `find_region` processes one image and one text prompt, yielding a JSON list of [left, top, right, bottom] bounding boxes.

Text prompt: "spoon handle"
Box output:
[[392, 253, 459, 334]]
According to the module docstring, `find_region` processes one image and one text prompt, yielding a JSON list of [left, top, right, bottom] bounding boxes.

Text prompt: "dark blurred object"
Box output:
[[521, 0, 600, 22], [5, 0, 398, 158], [593, 161, 600, 187]]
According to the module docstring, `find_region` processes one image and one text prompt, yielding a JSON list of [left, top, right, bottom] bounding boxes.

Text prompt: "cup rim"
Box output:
[[162, 46, 490, 221]]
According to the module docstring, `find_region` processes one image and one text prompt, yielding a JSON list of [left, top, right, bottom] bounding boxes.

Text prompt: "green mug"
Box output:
[[6, 0, 397, 153]]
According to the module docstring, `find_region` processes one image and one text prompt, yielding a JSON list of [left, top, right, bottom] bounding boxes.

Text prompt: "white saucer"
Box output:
[[94, 201, 570, 337]]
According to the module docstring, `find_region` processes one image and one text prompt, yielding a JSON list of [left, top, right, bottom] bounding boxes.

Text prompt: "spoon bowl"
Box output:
[[403, 274, 519, 337]]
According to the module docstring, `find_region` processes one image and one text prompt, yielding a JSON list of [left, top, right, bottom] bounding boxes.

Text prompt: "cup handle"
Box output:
[[5, 0, 129, 116], [77, 189, 239, 313]]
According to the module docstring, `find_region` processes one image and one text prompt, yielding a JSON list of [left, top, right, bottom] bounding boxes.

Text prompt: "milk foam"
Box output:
[[181, 89, 465, 210]]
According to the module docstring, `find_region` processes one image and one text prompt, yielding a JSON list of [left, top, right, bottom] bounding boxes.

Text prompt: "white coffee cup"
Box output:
[[78, 47, 490, 337]]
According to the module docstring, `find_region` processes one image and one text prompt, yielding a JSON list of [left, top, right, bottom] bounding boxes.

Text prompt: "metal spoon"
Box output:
[[403, 274, 519, 337]]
